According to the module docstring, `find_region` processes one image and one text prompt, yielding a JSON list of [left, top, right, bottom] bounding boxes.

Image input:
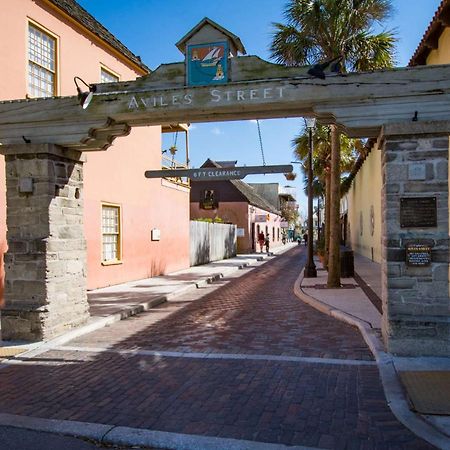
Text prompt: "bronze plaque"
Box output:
[[406, 244, 432, 267], [400, 197, 437, 228]]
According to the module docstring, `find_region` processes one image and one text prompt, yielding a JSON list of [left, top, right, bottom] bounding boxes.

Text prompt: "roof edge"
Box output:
[[409, 0, 448, 66], [45, 0, 151, 74], [175, 17, 246, 55]]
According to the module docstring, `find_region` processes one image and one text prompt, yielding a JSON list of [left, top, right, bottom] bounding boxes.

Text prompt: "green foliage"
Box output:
[[316, 234, 326, 256], [293, 124, 364, 197], [270, 0, 397, 71], [280, 203, 299, 225], [193, 217, 224, 223]]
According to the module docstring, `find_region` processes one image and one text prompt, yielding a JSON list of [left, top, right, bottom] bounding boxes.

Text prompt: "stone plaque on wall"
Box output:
[[406, 244, 432, 266], [400, 197, 437, 228]]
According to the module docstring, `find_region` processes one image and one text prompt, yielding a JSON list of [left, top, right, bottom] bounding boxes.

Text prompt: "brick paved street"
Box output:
[[0, 248, 435, 449]]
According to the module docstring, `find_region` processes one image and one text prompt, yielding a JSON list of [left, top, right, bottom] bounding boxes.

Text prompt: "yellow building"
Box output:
[[344, 0, 450, 264]]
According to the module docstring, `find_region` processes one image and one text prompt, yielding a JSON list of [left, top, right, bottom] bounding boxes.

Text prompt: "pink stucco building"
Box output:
[[0, 0, 191, 301], [190, 160, 285, 253]]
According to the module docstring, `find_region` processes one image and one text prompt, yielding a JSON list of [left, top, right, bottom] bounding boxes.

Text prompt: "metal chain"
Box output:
[[256, 119, 266, 166]]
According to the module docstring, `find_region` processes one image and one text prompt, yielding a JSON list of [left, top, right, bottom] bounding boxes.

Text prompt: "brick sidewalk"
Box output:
[[0, 248, 435, 449]]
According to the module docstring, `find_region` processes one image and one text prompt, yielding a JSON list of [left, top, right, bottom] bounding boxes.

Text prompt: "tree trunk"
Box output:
[[327, 125, 341, 287], [324, 170, 331, 270]]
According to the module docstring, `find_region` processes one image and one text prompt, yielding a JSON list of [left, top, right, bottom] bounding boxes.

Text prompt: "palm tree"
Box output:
[[294, 124, 362, 269], [271, 0, 396, 287]]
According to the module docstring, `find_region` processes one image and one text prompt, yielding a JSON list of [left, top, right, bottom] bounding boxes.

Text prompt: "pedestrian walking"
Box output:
[[303, 232, 308, 246], [257, 231, 265, 253], [265, 233, 270, 253]]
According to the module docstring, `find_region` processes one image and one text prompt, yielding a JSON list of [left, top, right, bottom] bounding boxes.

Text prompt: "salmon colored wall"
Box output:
[[84, 127, 190, 288], [0, 0, 190, 293]]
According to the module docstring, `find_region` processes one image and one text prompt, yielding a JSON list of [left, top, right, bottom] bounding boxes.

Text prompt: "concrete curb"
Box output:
[[0, 409, 323, 450], [104, 425, 321, 450], [293, 272, 450, 450]]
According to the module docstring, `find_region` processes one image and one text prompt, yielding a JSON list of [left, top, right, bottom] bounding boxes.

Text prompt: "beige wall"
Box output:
[[345, 145, 382, 263], [0, 0, 190, 292], [426, 26, 450, 287], [426, 28, 450, 65]]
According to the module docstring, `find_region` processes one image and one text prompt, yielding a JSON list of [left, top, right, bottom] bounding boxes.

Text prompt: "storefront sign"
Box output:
[[200, 189, 218, 210], [400, 197, 437, 228], [406, 244, 432, 266]]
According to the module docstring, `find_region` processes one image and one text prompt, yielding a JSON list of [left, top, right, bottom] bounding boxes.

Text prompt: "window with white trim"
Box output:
[[28, 23, 56, 97], [100, 68, 119, 83], [102, 204, 121, 263]]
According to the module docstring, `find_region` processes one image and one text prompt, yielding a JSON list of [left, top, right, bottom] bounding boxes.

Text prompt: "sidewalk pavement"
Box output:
[[1, 244, 449, 449], [296, 253, 450, 448]]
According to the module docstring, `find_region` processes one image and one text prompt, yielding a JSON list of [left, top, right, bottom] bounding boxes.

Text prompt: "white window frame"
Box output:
[[27, 21, 58, 98], [101, 203, 122, 265], [100, 65, 120, 83]]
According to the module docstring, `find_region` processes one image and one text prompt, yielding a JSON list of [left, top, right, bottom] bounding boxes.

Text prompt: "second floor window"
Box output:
[[28, 23, 56, 97], [101, 68, 119, 83]]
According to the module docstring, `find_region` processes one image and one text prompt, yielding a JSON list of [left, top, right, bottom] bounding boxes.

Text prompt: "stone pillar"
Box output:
[[0, 144, 89, 341], [381, 122, 449, 357]]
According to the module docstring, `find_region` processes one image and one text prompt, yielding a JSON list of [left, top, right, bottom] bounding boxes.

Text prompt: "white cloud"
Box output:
[[211, 127, 223, 135]]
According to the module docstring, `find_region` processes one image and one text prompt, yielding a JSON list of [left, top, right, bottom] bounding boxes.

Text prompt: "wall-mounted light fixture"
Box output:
[[74, 76, 96, 109]]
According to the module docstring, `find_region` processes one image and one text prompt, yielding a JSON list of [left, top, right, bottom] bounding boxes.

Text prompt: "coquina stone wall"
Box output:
[[0, 144, 89, 341], [381, 124, 449, 356]]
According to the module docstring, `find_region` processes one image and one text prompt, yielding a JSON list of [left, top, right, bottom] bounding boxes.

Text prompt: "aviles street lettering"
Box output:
[[128, 86, 285, 109], [128, 94, 193, 109], [210, 87, 284, 102]]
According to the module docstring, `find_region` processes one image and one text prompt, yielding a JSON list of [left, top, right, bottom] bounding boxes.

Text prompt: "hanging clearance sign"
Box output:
[[145, 164, 293, 181], [187, 42, 229, 86]]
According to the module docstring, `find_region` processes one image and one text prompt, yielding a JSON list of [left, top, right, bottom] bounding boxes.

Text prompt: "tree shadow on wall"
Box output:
[[192, 238, 210, 267], [224, 226, 237, 260]]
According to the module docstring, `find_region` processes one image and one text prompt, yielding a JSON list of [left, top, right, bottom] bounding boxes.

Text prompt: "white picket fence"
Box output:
[[190, 221, 237, 266]]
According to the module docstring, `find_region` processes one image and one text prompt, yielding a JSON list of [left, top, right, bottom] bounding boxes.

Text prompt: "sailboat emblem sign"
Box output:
[[187, 42, 229, 86]]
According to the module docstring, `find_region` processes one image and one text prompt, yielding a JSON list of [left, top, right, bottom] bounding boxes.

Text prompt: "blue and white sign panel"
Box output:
[[187, 42, 229, 86]]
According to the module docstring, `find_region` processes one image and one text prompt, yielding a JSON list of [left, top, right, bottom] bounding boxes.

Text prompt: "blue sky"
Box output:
[[77, 0, 442, 214]]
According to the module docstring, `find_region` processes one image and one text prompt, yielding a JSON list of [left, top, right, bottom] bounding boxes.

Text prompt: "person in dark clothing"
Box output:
[[258, 231, 265, 253], [303, 232, 308, 246], [264, 233, 270, 253]]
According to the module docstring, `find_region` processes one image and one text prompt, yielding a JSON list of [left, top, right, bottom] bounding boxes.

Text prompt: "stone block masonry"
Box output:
[[0, 144, 89, 341], [381, 123, 449, 357]]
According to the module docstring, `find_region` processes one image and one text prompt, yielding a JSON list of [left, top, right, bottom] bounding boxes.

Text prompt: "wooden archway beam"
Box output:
[[1, 59, 450, 150]]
